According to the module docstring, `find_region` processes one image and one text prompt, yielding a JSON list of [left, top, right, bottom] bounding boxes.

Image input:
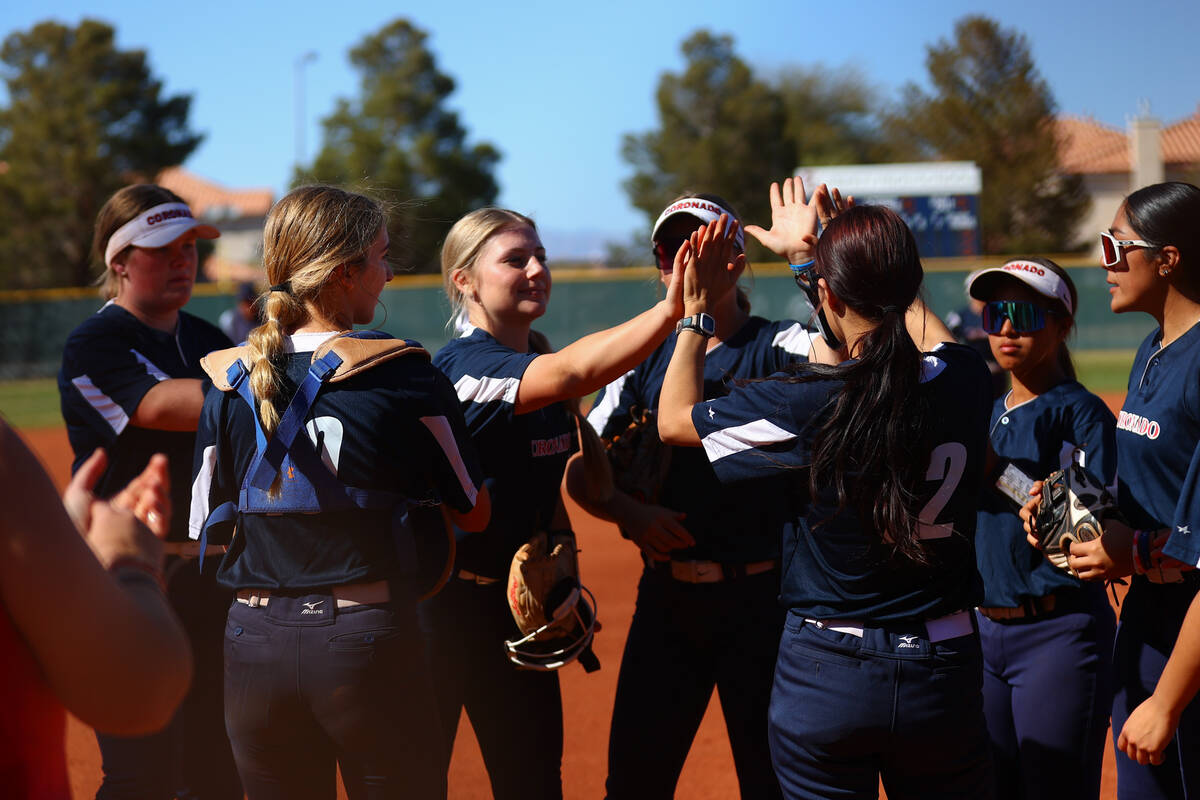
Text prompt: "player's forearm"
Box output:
[[658, 330, 704, 446], [0, 426, 192, 734], [1150, 592, 1200, 718], [130, 378, 207, 431], [517, 301, 675, 412], [57, 575, 193, 734]]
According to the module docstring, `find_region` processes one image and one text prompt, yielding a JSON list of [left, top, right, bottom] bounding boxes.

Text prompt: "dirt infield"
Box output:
[[18, 418, 1124, 800]]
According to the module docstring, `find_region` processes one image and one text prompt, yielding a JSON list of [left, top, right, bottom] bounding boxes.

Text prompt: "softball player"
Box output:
[[189, 185, 489, 799], [427, 207, 689, 799], [56, 184, 240, 799], [1060, 181, 1200, 798], [658, 182, 995, 800], [967, 258, 1116, 800], [580, 194, 810, 799]]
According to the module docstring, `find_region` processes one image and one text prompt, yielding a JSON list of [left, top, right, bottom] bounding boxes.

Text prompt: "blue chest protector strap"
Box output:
[[196, 333, 427, 572]]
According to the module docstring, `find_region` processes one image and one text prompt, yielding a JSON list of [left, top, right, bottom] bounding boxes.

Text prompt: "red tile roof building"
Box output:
[[155, 167, 274, 285], [1055, 108, 1200, 254]]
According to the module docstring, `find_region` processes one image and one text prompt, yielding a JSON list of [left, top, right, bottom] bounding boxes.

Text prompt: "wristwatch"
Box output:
[[676, 312, 715, 338]]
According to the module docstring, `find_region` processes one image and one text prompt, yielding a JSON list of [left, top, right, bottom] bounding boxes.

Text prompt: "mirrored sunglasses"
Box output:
[[1099, 231, 1153, 269], [981, 300, 1058, 334]]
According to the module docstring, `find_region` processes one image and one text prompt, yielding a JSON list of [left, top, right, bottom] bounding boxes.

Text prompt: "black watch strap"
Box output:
[[676, 313, 715, 337]]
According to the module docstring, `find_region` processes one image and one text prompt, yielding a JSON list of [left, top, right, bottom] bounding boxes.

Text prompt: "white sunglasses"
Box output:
[[1099, 231, 1154, 268]]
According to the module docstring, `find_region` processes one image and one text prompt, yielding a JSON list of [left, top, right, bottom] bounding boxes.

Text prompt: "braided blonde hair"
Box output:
[[246, 185, 386, 438]]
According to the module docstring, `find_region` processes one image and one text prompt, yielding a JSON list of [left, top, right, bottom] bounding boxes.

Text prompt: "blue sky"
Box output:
[[2, 0, 1198, 256]]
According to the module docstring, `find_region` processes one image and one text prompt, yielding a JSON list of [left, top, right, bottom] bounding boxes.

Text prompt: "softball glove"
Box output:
[[1035, 462, 1124, 573], [605, 407, 671, 520], [504, 530, 599, 672]]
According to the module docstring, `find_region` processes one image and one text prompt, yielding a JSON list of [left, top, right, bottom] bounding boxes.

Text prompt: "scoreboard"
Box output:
[[795, 162, 982, 257]]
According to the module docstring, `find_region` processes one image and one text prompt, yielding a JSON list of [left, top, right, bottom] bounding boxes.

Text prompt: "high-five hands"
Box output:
[[744, 178, 854, 264], [683, 215, 745, 314]]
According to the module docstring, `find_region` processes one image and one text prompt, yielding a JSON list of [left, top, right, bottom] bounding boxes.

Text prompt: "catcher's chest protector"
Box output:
[[195, 331, 429, 569]]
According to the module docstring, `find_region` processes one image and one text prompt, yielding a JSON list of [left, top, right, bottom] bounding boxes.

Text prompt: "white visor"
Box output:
[[651, 198, 744, 251], [104, 202, 220, 267], [966, 260, 1074, 315]]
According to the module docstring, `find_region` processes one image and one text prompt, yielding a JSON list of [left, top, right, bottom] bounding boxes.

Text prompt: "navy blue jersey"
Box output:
[[190, 332, 484, 590], [588, 316, 812, 562], [434, 328, 578, 578], [58, 302, 232, 541], [691, 342, 992, 622], [977, 381, 1117, 606], [1120, 324, 1200, 570]]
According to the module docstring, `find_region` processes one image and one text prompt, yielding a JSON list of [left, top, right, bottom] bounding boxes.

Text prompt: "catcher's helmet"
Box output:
[[503, 531, 600, 672]]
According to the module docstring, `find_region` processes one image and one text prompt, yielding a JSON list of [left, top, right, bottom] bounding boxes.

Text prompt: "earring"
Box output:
[[1160, 266, 1172, 277]]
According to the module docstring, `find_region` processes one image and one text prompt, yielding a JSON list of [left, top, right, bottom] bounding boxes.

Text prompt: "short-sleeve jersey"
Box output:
[[976, 381, 1117, 606], [189, 333, 484, 591], [1120, 326, 1200, 590], [691, 342, 992, 622], [588, 317, 812, 562], [433, 328, 578, 578], [58, 303, 232, 541]]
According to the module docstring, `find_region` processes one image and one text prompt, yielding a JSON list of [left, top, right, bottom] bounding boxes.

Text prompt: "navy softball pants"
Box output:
[[420, 578, 564, 800], [768, 611, 995, 800], [976, 585, 1116, 800], [605, 566, 783, 799], [95, 557, 240, 800], [222, 592, 444, 800], [1111, 577, 1200, 800]]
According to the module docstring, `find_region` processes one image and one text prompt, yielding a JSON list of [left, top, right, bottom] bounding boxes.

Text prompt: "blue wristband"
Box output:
[[789, 260, 815, 274]]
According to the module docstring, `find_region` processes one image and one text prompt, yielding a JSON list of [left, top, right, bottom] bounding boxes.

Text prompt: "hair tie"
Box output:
[[269, 282, 292, 295], [880, 305, 902, 315]]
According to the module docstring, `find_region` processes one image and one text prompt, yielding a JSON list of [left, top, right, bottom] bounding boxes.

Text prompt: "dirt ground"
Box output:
[[18, 401, 1126, 799]]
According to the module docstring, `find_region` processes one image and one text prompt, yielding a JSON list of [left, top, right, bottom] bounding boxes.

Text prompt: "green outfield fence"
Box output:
[[0, 257, 1153, 380]]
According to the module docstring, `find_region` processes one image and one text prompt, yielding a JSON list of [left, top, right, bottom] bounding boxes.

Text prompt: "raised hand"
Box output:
[[744, 178, 822, 265], [816, 185, 855, 229], [683, 215, 745, 315], [662, 237, 692, 319]]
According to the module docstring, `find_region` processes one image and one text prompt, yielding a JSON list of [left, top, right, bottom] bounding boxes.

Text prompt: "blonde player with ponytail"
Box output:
[[426, 207, 688, 799], [190, 185, 489, 799]]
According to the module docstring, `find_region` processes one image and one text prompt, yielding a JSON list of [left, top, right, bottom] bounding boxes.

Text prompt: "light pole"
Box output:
[[294, 51, 318, 170]]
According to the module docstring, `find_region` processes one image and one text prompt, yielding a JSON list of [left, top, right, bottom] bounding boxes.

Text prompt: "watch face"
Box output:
[[699, 313, 715, 335]]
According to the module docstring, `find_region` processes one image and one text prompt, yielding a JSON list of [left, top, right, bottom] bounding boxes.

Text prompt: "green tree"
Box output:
[[300, 19, 499, 274], [890, 16, 1088, 253], [0, 19, 202, 289], [621, 31, 791, 242], [777, 65, 915, 168]]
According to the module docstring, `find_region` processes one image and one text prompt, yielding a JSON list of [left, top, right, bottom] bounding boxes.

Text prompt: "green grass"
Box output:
[[0, 348, 1138, 431], [1073, 349, 1136, 395], [0, 378, 63, 429]]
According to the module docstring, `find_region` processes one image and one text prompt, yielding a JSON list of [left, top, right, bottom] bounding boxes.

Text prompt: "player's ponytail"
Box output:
[[248, 185, 387, 439], [785, 205, 931, 562]]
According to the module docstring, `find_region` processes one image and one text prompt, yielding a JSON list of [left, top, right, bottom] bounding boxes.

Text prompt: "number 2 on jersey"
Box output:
[[918, 442, 967, 540]]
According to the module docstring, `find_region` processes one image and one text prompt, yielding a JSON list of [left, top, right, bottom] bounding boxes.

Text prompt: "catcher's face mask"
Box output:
[[504, 530, 600, 672], [790, 262, 842, 350], [503, 582, 598, 671]]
